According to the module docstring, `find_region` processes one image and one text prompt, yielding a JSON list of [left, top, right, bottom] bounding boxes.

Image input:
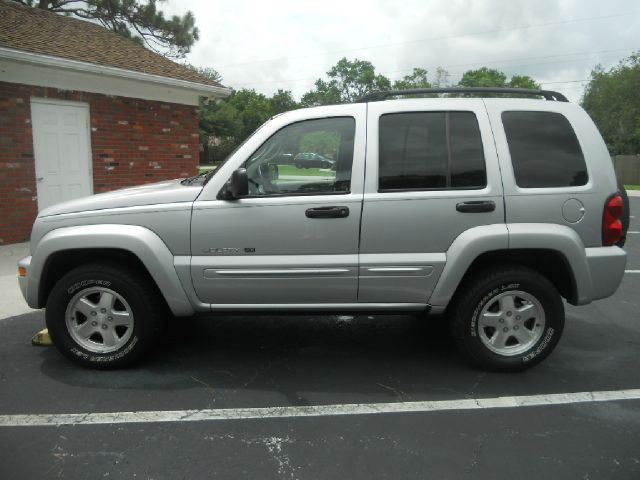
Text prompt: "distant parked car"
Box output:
[[294, 152, 335, 169], [276, 153, 294, 165]]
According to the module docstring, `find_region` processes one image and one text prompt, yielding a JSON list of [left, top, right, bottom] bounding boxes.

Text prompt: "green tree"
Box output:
[[16, 0, 198, 58], [508, 75, 540, 89], [228, 89, 273, 140], [300, 131, 340, 157], [188, 66, 223, 84], [458, 67, 508, 87], [198, 88, 300, 162], [270, 89, 299, 115], [582, 53, 640, 154], [456, 67, 540, 98], [392, 68, 431, 90], [301, 57, 391, 106], [458, 68, 540, 89]]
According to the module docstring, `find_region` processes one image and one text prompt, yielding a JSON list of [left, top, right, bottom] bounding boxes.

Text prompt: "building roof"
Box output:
[[0, 0, 224, 89]]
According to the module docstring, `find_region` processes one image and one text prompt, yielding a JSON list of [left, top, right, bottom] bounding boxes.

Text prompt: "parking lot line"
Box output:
[[626, 270, 640, 273], [1, 389, 639, 428]]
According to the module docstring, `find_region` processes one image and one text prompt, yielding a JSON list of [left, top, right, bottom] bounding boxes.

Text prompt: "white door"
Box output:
[[31, 99, 92, 210]]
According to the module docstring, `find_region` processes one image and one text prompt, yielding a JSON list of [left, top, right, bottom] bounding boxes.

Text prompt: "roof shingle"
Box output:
[[0, 0, 223, 87]]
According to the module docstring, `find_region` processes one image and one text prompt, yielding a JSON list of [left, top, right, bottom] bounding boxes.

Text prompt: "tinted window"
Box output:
[[502, 111, 588, 188], [378, 112, 486, 191], [244, 117, 355, 196]]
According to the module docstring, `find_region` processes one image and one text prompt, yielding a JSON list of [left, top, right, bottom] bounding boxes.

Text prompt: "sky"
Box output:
[[164, 0, 640, 102]]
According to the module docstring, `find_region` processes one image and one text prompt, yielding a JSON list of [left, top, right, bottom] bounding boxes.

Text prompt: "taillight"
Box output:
[[602, 194, 624, 246]]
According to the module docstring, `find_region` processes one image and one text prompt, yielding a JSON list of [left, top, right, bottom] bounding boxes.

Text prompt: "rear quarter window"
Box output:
[[502, 111, 588, 188]]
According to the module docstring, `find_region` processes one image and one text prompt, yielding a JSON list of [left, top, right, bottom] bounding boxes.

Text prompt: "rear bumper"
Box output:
[[584, 246, 627, 302]]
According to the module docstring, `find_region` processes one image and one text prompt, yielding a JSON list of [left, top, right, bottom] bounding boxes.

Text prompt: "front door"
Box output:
[[191, 110, 366, 306], [31, 99, 92, 211]]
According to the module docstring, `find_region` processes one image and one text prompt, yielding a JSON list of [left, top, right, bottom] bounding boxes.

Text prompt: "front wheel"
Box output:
[[449, 266, 564, 372], [45, 263, 165, 369]]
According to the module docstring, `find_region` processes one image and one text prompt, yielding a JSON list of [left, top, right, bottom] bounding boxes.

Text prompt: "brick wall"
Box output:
[[0, 80, 200, 244]]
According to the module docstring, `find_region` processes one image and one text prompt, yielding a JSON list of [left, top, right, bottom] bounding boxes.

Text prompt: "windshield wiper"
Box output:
[[181, 171, 208, 186]]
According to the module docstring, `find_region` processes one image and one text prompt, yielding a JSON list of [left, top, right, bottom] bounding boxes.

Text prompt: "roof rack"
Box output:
[[357, 87, 569, 103]]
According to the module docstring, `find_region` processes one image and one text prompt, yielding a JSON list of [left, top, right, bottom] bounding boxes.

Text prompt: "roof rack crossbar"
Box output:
[[356, 87, 569, 103]]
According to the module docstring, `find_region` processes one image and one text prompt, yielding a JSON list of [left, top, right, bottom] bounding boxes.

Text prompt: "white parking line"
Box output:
[[626, 270, 640, 273], [1, 389, 639, 428], [627, 231, 640, 234]]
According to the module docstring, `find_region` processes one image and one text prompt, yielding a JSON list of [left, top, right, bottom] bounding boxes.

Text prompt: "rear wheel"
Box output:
[[46, 263, 165, 369], [449, 266, 564, 372]]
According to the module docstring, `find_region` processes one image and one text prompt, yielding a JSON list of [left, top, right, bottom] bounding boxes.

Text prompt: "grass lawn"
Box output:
[[278, 165, 333, 177], [625, 185, 640, 190]]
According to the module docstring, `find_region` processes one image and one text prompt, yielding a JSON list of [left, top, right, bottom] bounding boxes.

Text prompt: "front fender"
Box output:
[[27, 224, 194, 316]]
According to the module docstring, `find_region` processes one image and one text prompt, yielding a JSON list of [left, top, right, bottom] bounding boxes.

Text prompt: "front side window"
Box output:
[[502, 111, 588, 188], [244, 117, 355, 196], [378, 111, 486, 191]]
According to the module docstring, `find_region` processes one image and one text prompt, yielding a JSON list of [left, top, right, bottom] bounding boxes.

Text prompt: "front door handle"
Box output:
[[305, 206, 350, 219], [456, 201, 496, 213]]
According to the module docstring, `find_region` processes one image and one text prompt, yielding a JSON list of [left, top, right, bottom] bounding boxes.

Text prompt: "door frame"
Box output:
[[30, 97, 94, 211]]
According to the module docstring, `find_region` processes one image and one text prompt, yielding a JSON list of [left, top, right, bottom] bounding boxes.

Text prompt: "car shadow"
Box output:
[[37, 304, 640, 408]]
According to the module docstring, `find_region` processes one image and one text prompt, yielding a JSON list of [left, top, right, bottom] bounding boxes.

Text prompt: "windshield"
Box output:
[[203, 122, 271, 185], [181, 122, 269, 187]]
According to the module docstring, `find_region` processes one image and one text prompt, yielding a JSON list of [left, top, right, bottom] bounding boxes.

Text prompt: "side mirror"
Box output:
[[218, 168, 249, 200]]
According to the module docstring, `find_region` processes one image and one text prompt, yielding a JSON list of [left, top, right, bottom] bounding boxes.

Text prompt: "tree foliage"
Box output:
[[301, 57, 391, 106], [188, 66, 222, 84], [16, 0, 198, 58], [459, 67, 508, 87], [200, 59, 543, 162], [392, 68, 431, 90], [199, 89, 301, 162], [582, 53, 640, 154], [458, 67, 539, 89]]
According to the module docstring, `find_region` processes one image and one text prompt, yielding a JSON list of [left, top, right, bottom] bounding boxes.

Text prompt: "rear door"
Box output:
[[359, 98, 505, 303]]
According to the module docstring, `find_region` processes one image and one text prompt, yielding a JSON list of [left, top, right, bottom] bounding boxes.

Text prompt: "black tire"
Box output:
[[45, 263, 165, 369], [449, 266, 564, 372]]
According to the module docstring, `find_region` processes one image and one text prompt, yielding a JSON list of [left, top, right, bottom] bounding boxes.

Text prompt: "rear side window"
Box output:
[[502, 111, 588, 188], [378, 111, 486, 191]]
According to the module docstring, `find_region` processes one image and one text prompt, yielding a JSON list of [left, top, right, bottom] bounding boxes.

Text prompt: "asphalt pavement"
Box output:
[[0, 198, 639, 479]]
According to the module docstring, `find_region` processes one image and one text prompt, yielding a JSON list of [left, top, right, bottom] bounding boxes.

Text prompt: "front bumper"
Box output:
[[17, 256, 31, 303]]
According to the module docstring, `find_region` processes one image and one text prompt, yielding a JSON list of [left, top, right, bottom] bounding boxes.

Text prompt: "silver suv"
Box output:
[[18, 88, 628, 371]]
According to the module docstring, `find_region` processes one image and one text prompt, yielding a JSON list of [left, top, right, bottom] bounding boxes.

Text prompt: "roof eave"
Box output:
[[0, 46, 231, 98]]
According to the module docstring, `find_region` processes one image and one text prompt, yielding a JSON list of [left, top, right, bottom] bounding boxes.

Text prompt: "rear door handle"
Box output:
[[456, 201, 496, 213], [305, 206, 350, 219]]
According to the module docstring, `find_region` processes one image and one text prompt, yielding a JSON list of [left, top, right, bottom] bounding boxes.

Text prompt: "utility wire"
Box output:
[[216, 12, 637, 69], [233, 48, 636, 87]]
